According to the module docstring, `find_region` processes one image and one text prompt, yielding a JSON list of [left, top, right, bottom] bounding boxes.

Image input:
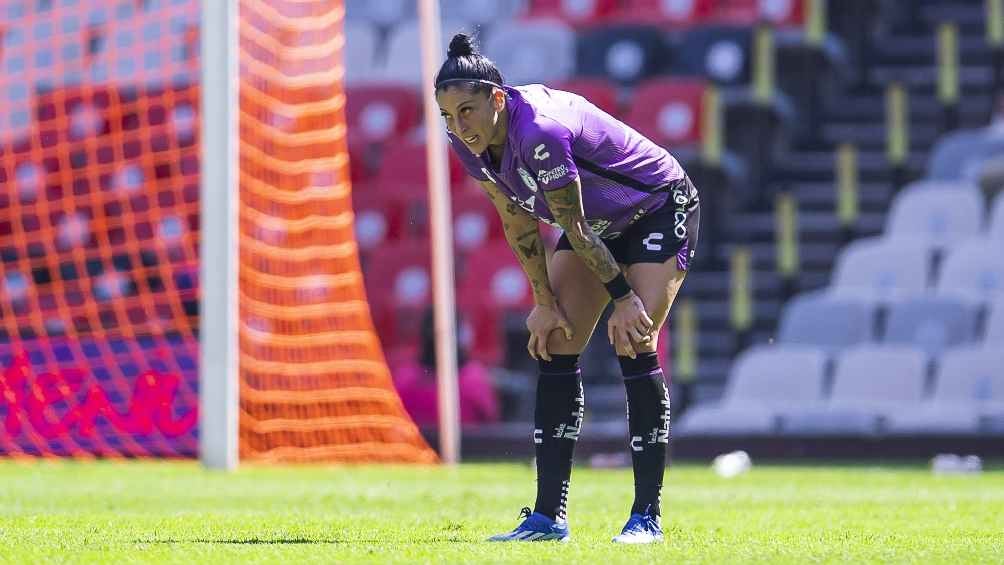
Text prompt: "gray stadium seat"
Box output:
[[778, 292, 876, 355], [344, 23, 381, 85], [345, 0, 415, 27], [828, 237, 933, 303], [986, 298, 1004, 345], [440, 0, 526, 24], [781, 345, 927, 435], [935, 239, 1004, 304], [990, 192, 1004, 242], [928, 128, 1004, 182], [886, 347, 1004, 434], [883, 296, 978, 356], [884, 182, 984, 248], [482, 21, 576, 85], [676, 345, 827, 436], [379, 20, 474, 85]]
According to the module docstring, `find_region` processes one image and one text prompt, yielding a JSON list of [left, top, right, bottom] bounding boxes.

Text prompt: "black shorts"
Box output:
[[555, 176, 700, 269]]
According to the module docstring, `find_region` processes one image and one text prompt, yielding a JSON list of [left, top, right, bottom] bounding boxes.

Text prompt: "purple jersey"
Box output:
[[449, 84, 688, 239]]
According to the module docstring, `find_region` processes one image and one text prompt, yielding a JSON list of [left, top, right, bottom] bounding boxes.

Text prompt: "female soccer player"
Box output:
[[435, 33, 700, 544]]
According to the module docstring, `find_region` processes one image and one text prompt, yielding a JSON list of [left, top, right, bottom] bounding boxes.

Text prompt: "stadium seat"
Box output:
[[886, 346, 1004, 434], [617, 0, 763, 27], [344, 23, 381, 85], [483, 21, 576, 86], [883, 296, 978, 356], [757, 0, 804, 27], [676, 345, 827, 436], [989, 191, 1004, 241], [523, 0, 619, 27], [671, 26, 752, 86], [884, 182, 985, 249], [345, 0, 415, 27], [777, 292, 876, 354], [440, 0, 526, 24], [828, 237, 933, 303], [457, 241, 535, 312], [928, 129, 1004, 182], [553, 78, 621, 117], [616, 0, 715, 26], [780, 345, 928, 435], [451, 190, 503, 252], [935, 239, 1004, 304], [371, 141, 466, 195], [362, 240, 432, 348], [345, 85, 422, 145], [623, 78, 706, 147], [86, 4, 196, 87], [984, 298, 1004, 349], [574, 25, 670, 85], [352, 187, 404, 252], [381, 20, 472, 85]]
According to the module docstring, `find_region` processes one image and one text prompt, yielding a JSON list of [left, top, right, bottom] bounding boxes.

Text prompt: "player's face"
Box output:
[[437, 86, 505, 155]]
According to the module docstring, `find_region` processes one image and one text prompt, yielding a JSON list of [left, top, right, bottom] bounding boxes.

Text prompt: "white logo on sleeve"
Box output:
[[480, 167, 496, 184], [533, 143, 550, 161], [643, 232, 664, 251], [517, 167, 538, 192]]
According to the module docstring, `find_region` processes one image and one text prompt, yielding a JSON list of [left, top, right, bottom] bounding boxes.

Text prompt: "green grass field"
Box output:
[[1, 459, 1002, 564]]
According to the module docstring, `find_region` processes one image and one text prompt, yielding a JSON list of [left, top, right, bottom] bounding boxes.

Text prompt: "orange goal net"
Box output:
[[237, 0, 435, 463], [0, 0, 435, 463]]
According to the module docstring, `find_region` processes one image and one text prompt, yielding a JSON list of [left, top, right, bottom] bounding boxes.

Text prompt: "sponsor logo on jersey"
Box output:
[[533, 143, 550, 161], [517, 167, 538, 192], [587, 218, 611, 235], [537, 164, 568, 186], [643, 232, 664, 251]]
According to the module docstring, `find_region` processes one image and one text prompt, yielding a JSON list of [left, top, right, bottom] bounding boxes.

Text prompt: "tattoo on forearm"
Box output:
[[480, 181, 555, 304], [546, 182, 621, 282]]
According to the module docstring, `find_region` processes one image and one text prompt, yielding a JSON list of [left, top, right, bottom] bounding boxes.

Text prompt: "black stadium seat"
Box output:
[[670, 25, 752, 86], [575, 25, 672, 85]]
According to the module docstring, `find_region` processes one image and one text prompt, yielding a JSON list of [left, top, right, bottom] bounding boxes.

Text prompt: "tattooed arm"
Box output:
[[542, 177, 621, 283], [477, 180, 573, 360], [476, 180, 554, 306], [543, 177, 653, 359]]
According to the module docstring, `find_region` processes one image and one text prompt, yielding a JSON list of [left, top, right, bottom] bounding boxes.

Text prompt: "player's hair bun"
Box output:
[[447, 33, 476, 58]]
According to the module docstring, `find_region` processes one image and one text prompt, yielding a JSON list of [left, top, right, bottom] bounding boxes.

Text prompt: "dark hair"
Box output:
[[434, 32, 505, 95]]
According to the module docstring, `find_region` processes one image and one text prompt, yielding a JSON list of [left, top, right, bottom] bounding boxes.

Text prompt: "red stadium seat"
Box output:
[[361, 240, 432, 348], [624, 78, 706, 147], [523, 0, 619, 27], [345, 85, 422, 145], [372, 141, 466, 195], [451, 191, 503, 252], [617, 0, 716, 26], [758, 0, 804, 27], [554, 78, 621, 117], [618, 0, 772, 27], [351, 186, 405, 252], [458, 241, 535, 312]]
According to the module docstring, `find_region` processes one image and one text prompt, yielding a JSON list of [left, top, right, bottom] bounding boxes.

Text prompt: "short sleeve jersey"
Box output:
[[449, 84, 688, 239]]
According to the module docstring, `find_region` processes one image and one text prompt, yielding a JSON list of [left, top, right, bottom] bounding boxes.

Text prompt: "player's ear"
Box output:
[[491, 88, 505, 111]]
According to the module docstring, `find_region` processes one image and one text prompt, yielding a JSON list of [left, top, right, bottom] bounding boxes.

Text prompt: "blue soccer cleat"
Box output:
[[487, 507, 571, 542], [612, 506, 663, 544]]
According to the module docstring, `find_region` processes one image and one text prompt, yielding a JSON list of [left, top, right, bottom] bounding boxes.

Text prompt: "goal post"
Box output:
[[199, 0, 240, 471]]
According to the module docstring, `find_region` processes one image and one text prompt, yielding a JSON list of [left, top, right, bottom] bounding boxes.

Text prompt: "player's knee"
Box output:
[[617, 351, 661, 380]]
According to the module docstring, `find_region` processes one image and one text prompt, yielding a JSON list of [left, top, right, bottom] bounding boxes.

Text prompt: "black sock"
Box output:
[[619, 352, 670, 517], [533, 354, 583, 521]]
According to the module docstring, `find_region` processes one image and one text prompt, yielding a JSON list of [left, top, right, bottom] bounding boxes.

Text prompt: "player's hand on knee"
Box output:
[[525, 303, 574, 362], [607, 291, 654, 359]]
